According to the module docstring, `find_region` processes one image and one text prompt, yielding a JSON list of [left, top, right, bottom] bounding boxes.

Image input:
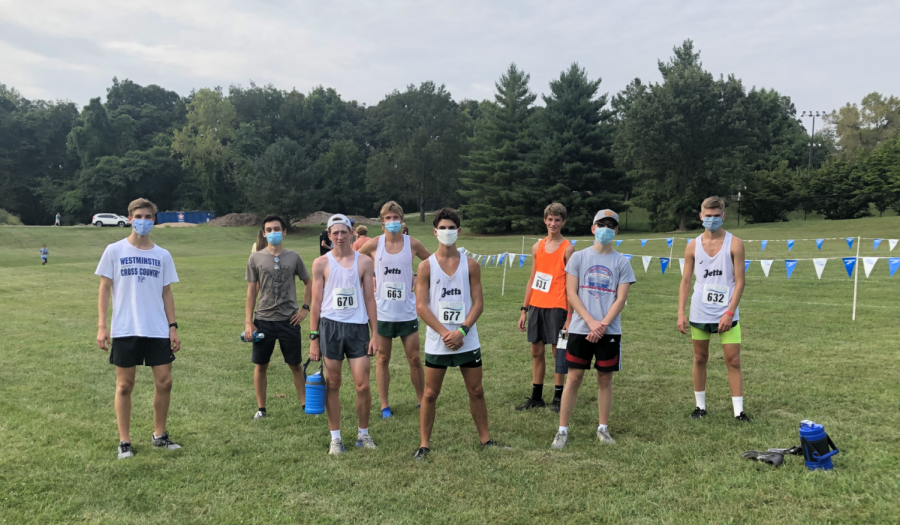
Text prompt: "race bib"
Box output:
[[702, 284, 729, 306], [439, 301, 465, 324], [333, 287, 358, 310], [381, 282, 405, 301], [532, 271, 553, 292]]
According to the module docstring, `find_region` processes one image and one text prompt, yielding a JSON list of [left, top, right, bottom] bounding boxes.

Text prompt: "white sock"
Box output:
[[694, 391, 706, 410], [732, 396, 744, 417], [598, 424, 608, 432], [558, 426, 568, 434], [330, 430, 341, 440], [358, 428, 369, 436]]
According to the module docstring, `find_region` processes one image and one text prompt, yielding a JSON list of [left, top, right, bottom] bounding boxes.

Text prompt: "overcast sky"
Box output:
[[2, 0, 897, 131]]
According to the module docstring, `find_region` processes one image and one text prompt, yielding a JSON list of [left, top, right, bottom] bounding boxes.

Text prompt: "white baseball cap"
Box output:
[[327, 214, 352, 230], [593, 209, 620, 225]]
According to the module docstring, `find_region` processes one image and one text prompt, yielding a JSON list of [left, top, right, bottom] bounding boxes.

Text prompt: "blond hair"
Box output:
[[701, 196, 726, 211], [356, 225, 368, 236], [544, 202, 567, 220], [379, 201, 404, 221], [128, 198, 158, 218]]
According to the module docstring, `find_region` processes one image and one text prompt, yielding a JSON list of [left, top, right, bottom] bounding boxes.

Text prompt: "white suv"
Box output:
[[92, 213, 131, 227]]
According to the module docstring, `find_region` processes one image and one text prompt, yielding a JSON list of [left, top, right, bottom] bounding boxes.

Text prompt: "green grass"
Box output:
[[2, 217, 900, 524]]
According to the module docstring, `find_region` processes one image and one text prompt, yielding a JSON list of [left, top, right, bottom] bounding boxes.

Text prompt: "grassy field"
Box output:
[[1, 216, 899, 524]]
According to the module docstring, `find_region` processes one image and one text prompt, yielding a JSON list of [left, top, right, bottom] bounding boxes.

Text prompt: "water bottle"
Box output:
[[304, 359, 326, 415], [799, 420, 839, 470], [240, 331, 265, 343]]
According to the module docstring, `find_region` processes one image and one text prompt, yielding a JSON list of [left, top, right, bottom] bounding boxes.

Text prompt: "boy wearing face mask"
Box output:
[[95, 198, 181, 459], [551, 210, 635, 450], [358, 201, 431, 419], [245, 214, 312, 420], [677, 196, 748, 422]]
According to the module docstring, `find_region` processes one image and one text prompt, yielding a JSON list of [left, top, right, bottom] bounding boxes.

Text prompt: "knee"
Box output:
[[725, 354, 741, 369], [116, 380, 135, 397], [596, 372, 612, 389], [693, 352, 709, 366], [155, 375, 173, 392], [566, 374, 584, 388], [355, 382, 370, 396], [531, 345, 545, 359], [377, 352, 391, 366], [288, 364, 302, 374], [326, 376, 342, 391], [467, 384, 485, 400], [407, 353, 423, 369], [423, 387, 440, 403]]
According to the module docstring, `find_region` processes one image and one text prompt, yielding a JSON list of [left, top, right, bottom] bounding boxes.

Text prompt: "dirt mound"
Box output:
[[208, 213, 261, 227], [294, 212, 380, 227], [161, 222, 198, 228]]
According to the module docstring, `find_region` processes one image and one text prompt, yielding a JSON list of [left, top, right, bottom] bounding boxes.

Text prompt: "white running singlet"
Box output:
[[321, 252, 369, 324], [689, 232, 740, 324], [375, 234, 417, 322], [424, 253, 480, 356]]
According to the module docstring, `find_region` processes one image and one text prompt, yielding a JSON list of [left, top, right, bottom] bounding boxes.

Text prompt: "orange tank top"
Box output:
[[529, 237, 568, 310]]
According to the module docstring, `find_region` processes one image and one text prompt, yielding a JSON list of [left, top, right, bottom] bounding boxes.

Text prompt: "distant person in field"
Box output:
[[516, 203, 574, 413], [414, 207, 506, 460], [351, 225, 369, 252], [40, 245, 49, 265], [349, 218, 358, 245], [402, 222, 409, 236], [245, 215, 312, 420], [551, 210, 635, 450], [319, 228, 333, 256], [95, 198, 181, 459], [358, 201, 431, 418], [54, 212, 61, 226], [309, 214, 379, 455], [678, 196, 749, 422], [251, 230, 268, 254]]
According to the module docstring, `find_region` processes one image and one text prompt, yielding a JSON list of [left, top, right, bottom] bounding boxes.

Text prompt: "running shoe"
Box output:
[[690, 407, 707, 419], [253, 410, 267, 420], [550, 432, 568, 450], [151, 432, 182, 450], [328, 438, 346, 456], [117, 441, 134, 459], [596, 428, 615, 444], [355, 434, 377, 449], [381, 407, 393, 419], [414, 447, 430, 461], [549, 398, 561, 413], [735, 412, 751, 423], [515, 397, 546, 411], [480, 439, 511, 450]]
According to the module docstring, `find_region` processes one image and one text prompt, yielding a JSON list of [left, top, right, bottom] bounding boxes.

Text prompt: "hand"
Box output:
[[97, 327, 110, 350], [586, 319, 607, 343], [677, 315, 689, 335], [245, 322, 257, 339], [718, 313, 734, 334], [367, 338, 378, 356], [290, 310, 308, 326], [442, 330, 464, 351], [310, 340, 321, 361], [170, 327, 181, 352], [563, 317, 571, 332], [517, 311, 526, 332]]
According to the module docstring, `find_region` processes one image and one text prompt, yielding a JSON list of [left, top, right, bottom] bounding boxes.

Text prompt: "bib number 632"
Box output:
[[702, 284, 729, 305]]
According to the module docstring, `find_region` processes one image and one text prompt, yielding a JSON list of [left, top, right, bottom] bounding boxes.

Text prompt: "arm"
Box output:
[[566, 272, 604, 342], [677, 241, 695, 334], [245, 282, 259, 336], [443, 259, 485, 350], [563, 243, 576, 331], [289, 277, 313, 325], [358, 237, 379, 258], [518, 242, 539, 332], [97, 277, 112, 350], [360, 257, 379, 355], [720, 238, 746, 333], [162, 284, 181, 352], [411, 237, 432, 261], [308, 258, 326, 361], [415, 259, 447, 337]]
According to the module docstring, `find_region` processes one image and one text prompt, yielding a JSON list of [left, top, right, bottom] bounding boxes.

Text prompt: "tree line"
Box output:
[[1, 40, 898, 231]]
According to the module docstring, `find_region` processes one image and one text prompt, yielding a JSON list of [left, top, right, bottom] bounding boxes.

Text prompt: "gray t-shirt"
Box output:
[[565, 248, 636, 335], [246, 249, 310, 321]]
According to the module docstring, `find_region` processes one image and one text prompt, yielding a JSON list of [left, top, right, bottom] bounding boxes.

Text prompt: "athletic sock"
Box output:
[[598, 424, 608, 432], [358, 428, 369, 436], [330, 430, 341, 441], [531, 383, 543, 401], [694, 391, 706, 410], [732, 396, 744, 417], [554, 385, 564, 400], [258, 407, 266, 413], [558, 426, 568, 434]]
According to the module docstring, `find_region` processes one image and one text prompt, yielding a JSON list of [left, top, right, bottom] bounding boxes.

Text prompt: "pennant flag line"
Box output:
[[760, 260, 773, 277], [679, 258, 685, 276], [761, 240, 768, 251], [640, 239, 648, 248], [666, 238, 674, 248], [571, 240, 578, 245], [813, 258, 827, 279], [816, 238, 824, 250], [785, 259, 798, 279], [498, 253, 507, 266], [846, 237, 855, 250], [873, 238, 882, 251], [660, 257, 670, 275], [787, 239, 795, 251], [616, 240, 623, 247], [863, 257, 877, 278], [744, 260, 751, 273], [642, 256, 651, 273], [623, 254, 634, 261], [889, 258, 900, 277], [842, 257, 856, 278], [518, 254, 526, 268], [890, 239, 898, 252]]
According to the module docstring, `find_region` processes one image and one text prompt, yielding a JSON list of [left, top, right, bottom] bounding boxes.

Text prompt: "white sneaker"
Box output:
[[550, 431, 568, 450], [355, 434, 377, 449], [596, 427, 615, 444], [151, 432, 182, 450], [328, 438, 346, 456], [253, 410, 267, 420], [117, 442, 134, 459]]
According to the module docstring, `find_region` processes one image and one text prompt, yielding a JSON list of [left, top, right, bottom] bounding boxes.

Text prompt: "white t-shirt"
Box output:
[[95, 238, 178, 338]]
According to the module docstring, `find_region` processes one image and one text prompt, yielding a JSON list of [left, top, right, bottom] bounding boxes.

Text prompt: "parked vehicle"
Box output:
[[92, 213, 131, 227]]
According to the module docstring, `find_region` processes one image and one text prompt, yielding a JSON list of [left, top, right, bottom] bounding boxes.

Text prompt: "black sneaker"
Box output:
[[549, 398, 561, 413], [515, 397, 546, 411], [691, 407, 707, 419], [117, 441, 134, 459], [414, 447, 430, 461], [481, 439, 511, 450], [151, 431, 182, 450], [735, 412, 751, 423]]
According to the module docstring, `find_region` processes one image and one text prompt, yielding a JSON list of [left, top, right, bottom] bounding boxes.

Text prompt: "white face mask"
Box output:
[[435, 229, 458, 246]]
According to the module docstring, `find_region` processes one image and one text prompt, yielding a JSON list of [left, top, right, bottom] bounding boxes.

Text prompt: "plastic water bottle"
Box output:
[[305, 362, 326, 415], [799, 420, 839, 470], [240, 331, 265, 343]]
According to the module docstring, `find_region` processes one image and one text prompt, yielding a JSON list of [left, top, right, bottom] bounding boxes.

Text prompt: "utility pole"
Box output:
[[800, 111, 828, 220]]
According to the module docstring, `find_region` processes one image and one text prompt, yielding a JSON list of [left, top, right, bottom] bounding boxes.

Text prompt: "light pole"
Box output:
[[800, 111, 827, 168]]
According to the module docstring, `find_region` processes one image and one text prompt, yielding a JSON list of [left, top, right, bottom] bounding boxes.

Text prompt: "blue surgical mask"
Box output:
[[595, 226, 616, 245], [266, 231, 283, 245], [385, 221, 402, 234], [702, 216, 723, 232], [132, 219, 153, 236]]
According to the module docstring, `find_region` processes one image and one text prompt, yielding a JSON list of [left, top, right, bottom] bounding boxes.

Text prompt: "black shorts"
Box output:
[[565, 334, 622, 372], [252, 319, 303, 366], [527, 306, 567, 345], [320, 318, 369, 361], [110, 337, 175, 367]]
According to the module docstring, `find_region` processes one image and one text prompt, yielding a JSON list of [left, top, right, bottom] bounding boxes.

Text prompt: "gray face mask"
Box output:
[[702, 216, 723, 232]]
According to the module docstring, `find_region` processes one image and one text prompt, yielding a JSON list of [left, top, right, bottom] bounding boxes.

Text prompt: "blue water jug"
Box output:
[[799, 420, 839, 470], [240, 331, 265, 343], [304, 359, 326, 415]]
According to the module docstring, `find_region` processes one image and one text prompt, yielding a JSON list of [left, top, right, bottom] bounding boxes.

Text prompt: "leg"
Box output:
[[596, 370, 613, 426], [531, 342, 546, 386], [324, 358, 344, 431], [151, 363, 173, 437], [115, 367, 136, 443], [460, 366, 491, 444], [552, 345, 566, 388], [288, 363, 306, 406], [723, 344, 743, 397], [559, 368, 584, 427], [401, 331, 425, 406], [419, 366, 446, 448], [348, 356, 372, 430], [692, 339, 711, 392], [254, 364, 269, 409], [375, 334, 393, 410]]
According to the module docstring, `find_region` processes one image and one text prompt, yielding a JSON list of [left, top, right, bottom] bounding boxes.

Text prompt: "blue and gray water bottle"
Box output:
[[240, 331, 265, 343]]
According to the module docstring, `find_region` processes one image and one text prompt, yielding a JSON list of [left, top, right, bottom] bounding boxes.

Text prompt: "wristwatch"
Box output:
[[520, 306, 528, 312], [302, 304, 310, 310], [459, 325, 470, 336], [309, 331, 319, 341], [169, 322, 178, 329]]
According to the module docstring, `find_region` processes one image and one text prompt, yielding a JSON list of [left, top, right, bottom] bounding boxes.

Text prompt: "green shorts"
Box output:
[[377, 319, 419, 338], [690, 321, 742, 345], [425, 348, 482, 369]]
